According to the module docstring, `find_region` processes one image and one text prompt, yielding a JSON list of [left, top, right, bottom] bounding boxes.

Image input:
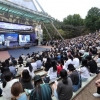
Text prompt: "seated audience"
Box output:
[[86, 55, 98, 74], [96, 53, 100, 63], [79, 59, 90, 82], [48, 60, 57, 82], [64, 55, 74, 71], [18, 56, 23, 65], [24, 62, 34, 79], [53, 69, 73, 100], [73, 54, 80, 69], [68, 64, 81, 92], [21, 54, 26, 61], [1, 71, 18, 100], [44, 57, 52, 71], [57, 60, 63, 77], [31, 58, 37, 71], [36, 57, 42, 69], [19, 69, 33, 90], [0, 88, 2, 97], [9, 62, 16, 77], [11, 82, 28, 100], [29, 75, 52, 100]]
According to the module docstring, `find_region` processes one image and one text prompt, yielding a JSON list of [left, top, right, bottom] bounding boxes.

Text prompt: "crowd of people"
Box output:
[[0, 32, 100, 100]]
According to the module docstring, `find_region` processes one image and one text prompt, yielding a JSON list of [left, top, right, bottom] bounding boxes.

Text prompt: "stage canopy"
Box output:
[[0, 0, 54, 23]]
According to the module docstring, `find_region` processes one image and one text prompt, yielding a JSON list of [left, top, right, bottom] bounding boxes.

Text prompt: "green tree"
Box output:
[[63, 14, 84, 26], [85, 7, 100, 32]]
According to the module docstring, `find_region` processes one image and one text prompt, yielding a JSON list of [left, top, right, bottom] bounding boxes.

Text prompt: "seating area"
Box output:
[[0, 33, 100, 100]]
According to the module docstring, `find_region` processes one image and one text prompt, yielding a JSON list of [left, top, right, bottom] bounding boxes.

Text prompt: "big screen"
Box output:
[[0, 34, 4, 44], [19, 35, 30, 43], [4, 33, 18, 42]]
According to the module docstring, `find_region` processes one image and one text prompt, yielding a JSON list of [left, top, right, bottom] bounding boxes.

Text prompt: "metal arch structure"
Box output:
[[0, 0, 54, 23], [0, 0, 64, 40]]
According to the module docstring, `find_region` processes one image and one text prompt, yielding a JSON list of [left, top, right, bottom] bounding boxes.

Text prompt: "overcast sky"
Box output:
[[37, 0, 100, 21]]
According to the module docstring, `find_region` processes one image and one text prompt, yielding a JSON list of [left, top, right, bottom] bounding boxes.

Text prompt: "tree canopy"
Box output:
[[85, 7, 100, 32], [42, 7, 100, 40], [63, 14, 84, 26]]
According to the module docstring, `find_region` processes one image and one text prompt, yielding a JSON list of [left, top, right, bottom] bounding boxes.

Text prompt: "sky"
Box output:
[[37, 0, 100, 21]]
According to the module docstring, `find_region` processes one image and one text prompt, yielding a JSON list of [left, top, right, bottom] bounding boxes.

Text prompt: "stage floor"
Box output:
[[0, 46, 52, 61]]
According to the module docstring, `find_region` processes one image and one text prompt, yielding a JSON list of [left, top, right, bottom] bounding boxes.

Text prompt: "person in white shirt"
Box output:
[[48, 60, 57, 82], [79, 59, 90, 82], [24, 62, 35, 79], [21, 54, 26, 61], [1, 71, 18, 100], [73, 54, 80, 69], [96, 53, 100, 63], [31, 58, 37, 71], [64, 55, 74, 71]]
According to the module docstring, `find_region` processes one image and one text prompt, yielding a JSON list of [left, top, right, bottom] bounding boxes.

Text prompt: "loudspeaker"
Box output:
[[24, 46, 29, 49]]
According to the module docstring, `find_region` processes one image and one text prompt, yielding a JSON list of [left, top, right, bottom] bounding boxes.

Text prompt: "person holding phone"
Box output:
[[93, 79, 100, 97]]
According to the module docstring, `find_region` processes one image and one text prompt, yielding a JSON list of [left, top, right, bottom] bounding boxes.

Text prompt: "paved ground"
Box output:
[[8, 46, 52, 58], [0, 51, 10, 61], [73, 73, 100, 100], [0, 46, 52, 61]]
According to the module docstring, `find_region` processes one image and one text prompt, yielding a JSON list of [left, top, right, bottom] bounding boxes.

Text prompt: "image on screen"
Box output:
[[0, 34, 4, 44], [4, 33, 18, 42], [19, 35, 30, 43]]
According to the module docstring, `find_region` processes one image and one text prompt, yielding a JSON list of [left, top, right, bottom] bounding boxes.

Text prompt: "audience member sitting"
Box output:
[[36, 57, 42, 69], [0, 62, 10, 82], [47, 60, 57, 82], [86, 55, 98, 75], [11, 82, 28, 100], [0, 88, 2, 97], [31, 58, 37, 71], [79, 59, 90, 82], [44, 57, 52, 71], [68, 64, 81, 92], [29, 75, 52, 100], [21, 54, 26, 61], [18, 56, 23, 65], [96, 53, 100, 63], [52, 69, 73, 100], [64, 55, 74, 71], [12, 58, 17, 66], [93, 78, 100, 97], [19, 69, 33, 90], [26, 56, 31, 63], [1, 71, 18, 100], [24, 62, 34, 79], [9, 62, 16, 77], [73, 54, 80, 69], [57, 60, 63, 77]]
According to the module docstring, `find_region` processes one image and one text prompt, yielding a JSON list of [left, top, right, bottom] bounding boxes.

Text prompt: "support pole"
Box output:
[[31, 0, 38, 11], [42, 23, 52, 40], [35, 0, 45, 13], [50, 21, 64, 41]]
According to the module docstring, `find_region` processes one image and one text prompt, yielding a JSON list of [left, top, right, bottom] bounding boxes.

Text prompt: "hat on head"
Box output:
[[34, 75, 41, 81]]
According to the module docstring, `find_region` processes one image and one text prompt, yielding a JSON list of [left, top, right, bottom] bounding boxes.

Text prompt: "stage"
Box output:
[[0, 42, 37, 51], [0, 45, 52, 61]]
